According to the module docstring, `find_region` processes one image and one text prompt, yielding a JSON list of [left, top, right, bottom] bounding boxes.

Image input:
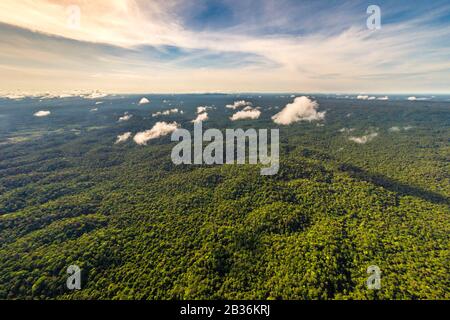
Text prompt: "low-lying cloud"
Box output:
[[388, 126, 401, 132], [192, 105, 210, 123], [134, 121, 179, 145], [34, 110, 51, 117], [152, 108, 181, 117], [116, 132, 132, 144], [197, 106, 212, 114], [84, 91, 108, 99], [389, 125, 414, 132], [407, 96, 429, 101], [192, 112, 209, 123], [349, 132, 378, 144], [118, 112, 132, 122], [230, 108, 261, 121], [272, 96, 325, 125], [243, 105, 259, 111], [139, 97, 150, 105], [226, 100, 252, 110], [339, 127, 355, 134]]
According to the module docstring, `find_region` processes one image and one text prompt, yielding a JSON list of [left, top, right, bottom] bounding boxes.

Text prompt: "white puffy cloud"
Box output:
[[388, 126, 401, 132], [197, 106, 212, 114], [226, 100, 252, 109], [192, 105, 211, 123], [152, 108, 180, 117], [357, 95, 369, 100], [243, 105, 257, 111], [407, 96, 429, 101], [389, 126, 413, 132], [377, 96, 389, 100], [118, 112, 132, 122], [139, 97, 150, 105], [349, 132, 378, 144], [134, 121, 179, 145], [197, 106, 207, 114], [115, 132, 132, 144], [3, 94, 25, 100], [84, 91, 108, 99], [90, 108, 98, 112], [58, 93, 73, 98], [192, 112, 209, 123], [272, 96, 325, 125], [230, 108, 261, 121], [34, 110, 50, 117], [339, 128, 355, 133]]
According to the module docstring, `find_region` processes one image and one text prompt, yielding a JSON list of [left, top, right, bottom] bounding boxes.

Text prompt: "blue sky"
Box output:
[[0, 0, 449, 93]]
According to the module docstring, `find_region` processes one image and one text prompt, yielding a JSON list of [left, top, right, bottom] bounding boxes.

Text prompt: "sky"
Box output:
[[1, 0, 450, 94]]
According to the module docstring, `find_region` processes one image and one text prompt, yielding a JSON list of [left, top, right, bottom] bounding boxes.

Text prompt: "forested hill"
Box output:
[[0, 94, 448, 299]]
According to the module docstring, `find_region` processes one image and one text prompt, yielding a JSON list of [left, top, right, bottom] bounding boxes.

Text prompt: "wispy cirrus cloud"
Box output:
[[1, 0, 450, 93]]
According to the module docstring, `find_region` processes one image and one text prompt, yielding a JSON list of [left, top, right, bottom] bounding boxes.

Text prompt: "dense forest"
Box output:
[[0, 94, 448, 299]]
